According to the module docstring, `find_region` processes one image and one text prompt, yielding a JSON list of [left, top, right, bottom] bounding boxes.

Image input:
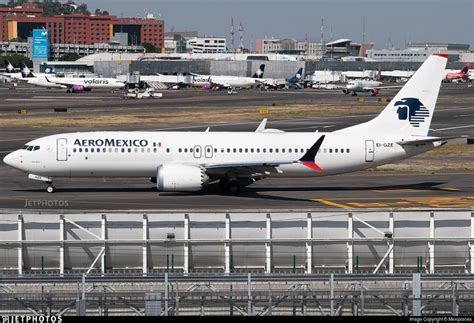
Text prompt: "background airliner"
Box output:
[[444, 63, 471, 82], [44, 76, 126, 93], [192, 64, 265, 89], [3, 54, 457, 194], [257, 67, 304, 90], [342, 69, 403, 96]]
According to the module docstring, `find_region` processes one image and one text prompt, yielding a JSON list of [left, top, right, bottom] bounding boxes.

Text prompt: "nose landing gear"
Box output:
[[46, 183, 56, 193]]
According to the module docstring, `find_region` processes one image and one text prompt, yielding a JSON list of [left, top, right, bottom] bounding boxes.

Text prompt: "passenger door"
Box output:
[[57, 138, 68, 161], [365, 140, 374, 162], [204, 145, 213, 158], [193, 145, 202, 159]]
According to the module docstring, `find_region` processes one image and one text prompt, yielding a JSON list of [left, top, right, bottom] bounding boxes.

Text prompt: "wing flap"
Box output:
[[397, 135, 467, 145]]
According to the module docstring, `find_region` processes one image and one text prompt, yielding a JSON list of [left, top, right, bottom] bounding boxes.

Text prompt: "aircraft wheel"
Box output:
[[219, 178, 240, 195], [66, 89, 71, 93], [46, 185, 55, 193]]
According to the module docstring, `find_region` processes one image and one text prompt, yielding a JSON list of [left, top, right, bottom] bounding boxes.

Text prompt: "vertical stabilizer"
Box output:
[[338, 54, 448, 136]]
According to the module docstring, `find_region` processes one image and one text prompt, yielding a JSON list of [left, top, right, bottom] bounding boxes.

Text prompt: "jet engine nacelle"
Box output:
[[71, 85, 85, 93], [157, 164, 210, 192], [370, 88, 380, 96], [342, 88, 351, 94]]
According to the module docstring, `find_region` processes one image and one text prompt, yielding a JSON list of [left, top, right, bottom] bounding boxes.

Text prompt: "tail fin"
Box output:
[[42, 62, 55, 74], [374, 67, 381, 81], [4, 60, 14, 73], [338, 54, 448, 137], [295, 67, 303, 80], [461, 63, 471, 75], [252, 64, 265, 78], [20, 63, 33, 78]]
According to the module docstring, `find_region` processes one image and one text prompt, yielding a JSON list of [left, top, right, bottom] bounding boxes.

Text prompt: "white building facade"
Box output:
[[187, 37, 227, 53]]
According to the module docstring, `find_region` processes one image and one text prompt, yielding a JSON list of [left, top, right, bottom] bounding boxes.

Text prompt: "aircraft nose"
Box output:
[[3, 151, 20, 168]]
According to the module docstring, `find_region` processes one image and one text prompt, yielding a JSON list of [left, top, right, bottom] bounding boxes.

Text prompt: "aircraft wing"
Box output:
[[44, 77, 74, 87], [211, 81, 230, 88], [397, 135, 467, 146], [363, 85, 404, 91], [203, 135, 326, 176]]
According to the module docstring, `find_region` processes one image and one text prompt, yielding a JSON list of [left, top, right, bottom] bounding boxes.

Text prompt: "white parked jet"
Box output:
[[44, 76, 126, 93], [342, 69, 403, 96], [4, 54, 458, 194], [192, 64, 265, 90]]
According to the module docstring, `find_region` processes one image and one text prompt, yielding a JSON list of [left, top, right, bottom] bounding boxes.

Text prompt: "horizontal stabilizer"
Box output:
[[397, 135, 467, 145]]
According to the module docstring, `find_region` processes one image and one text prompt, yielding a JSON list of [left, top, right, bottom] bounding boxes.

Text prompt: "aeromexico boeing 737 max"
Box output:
[[3, 54, 460, 193]]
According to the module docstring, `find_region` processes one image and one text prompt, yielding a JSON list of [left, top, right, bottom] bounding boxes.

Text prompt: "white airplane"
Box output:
[[0, 60, 23, 81], [44, 76, 126, 93], [192, 64, 265, 90], [257, 67, 304, 90], [3, 54, 460, 194], [17, 63, 65, 89]]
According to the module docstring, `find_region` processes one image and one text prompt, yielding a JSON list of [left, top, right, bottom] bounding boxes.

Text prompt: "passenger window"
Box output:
[[85, 148, 89, 153], [340, 149, 344, 153], [103, 148, 106, 152], [166, 148, 170, 153], [282, 149, 285, 153], [335, 149, 338, 153], [245, 148, 248, 153], [184, 148, 187, 153], [263, 148, 266, 153], [115, 148, 118, 153], [79, 148, 82, 152], [257, 148, 260, 153], [346, 149, 350, 153], [323, 149, 327, 153], [178, 148, 182, 153], [147, 148, 151, 152], [153, 148, 157, 153], [73, 148, 77, 152], [91, 148, 94, 153], [134, 148, 138, 152], [227, 148, 230, 153], [289, 148, 292, 153], [329, 149, 333, 153], [214, 148, 217, 153], [121, 148, 125, 153], [190, 148, 193, 152], [275, 148, 279, 153], [269, 148, 273, 153], [239, 148, 242, 153], [251, 148, 254, 153]]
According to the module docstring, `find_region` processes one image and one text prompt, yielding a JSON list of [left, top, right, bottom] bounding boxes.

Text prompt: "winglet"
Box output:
[[299, 135, 325, 172], [255, 118, 267, 132], [205, 127, 210, 132]]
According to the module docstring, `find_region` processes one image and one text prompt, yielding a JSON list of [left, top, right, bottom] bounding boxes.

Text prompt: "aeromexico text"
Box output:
[[74, 139, 149, 147]]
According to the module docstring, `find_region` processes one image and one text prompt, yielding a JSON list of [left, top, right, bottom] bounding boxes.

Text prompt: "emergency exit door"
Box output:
[[57, 138, 68, 161], [365, 140, 374, 162]]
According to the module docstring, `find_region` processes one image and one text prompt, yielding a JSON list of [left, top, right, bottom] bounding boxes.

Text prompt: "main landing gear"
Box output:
[[219, 177, 240, 195]]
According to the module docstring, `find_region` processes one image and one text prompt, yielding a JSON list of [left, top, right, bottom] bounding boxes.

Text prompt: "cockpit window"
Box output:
[[23, 145, 40, 151]]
